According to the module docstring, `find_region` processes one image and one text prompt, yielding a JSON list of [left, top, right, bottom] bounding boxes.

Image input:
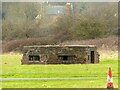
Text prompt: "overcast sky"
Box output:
[[1, 0, 119, 2]]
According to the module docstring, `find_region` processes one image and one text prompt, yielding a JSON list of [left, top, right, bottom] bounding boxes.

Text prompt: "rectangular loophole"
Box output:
[[58, 54, 75, 61], [63, 56, 68, 61], [29, 55, 40, 61]]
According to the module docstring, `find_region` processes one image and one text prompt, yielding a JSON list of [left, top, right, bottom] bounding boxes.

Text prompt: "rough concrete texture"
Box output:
[[21, 45, 99, 64]]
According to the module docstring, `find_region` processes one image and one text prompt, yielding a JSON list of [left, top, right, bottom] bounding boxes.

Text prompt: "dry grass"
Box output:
[[98, 50, 118, 60]]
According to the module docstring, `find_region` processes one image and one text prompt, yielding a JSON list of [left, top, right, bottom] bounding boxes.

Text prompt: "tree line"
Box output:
[[2, 2, 118, 43]]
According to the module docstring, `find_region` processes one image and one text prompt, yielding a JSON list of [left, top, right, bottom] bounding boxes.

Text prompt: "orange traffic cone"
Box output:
[[107, 67, 114, 89]]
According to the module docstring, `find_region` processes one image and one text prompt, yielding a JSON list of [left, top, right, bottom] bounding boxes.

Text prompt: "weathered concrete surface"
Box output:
[[21, 45, 99, 64]]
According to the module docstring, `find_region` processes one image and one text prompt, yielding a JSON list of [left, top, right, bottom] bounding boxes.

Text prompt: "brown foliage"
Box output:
[[61, 35, 118, 51], [2, 35, 118, 53], [2, 36, 58, 53]]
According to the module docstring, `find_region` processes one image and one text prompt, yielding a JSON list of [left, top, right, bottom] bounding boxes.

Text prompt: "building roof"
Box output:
[[45, 6, 65, 15]]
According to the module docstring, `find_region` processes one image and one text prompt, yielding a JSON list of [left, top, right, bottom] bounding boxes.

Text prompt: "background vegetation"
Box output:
[[2, 2, 118, 52]]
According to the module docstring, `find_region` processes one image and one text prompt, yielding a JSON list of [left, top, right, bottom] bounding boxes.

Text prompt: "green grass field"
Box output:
[[0, 50, 119, 88], [2, 79, 118, 88]]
